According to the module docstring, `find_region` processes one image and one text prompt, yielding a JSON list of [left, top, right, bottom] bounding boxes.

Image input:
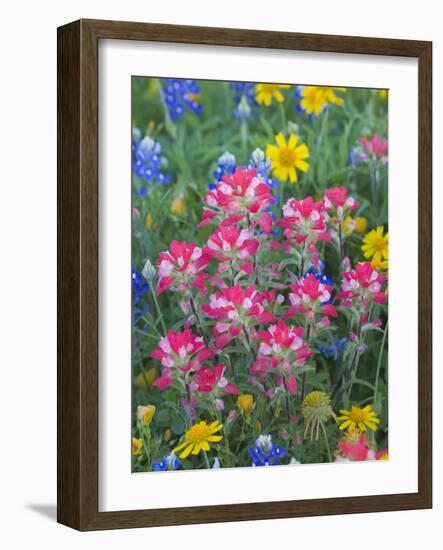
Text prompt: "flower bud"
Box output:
[[142, 259, 156, 281], [237, 394, 254, 414], [137, 404, 156, 425]]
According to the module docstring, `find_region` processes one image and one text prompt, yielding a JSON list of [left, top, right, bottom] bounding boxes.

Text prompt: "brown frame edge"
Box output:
[[57, 18, 432, 531]]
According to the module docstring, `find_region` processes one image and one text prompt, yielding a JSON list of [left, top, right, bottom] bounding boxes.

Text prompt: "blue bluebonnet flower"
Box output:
[[230, 82, 257, 119], [132, 130, 171, 190], [212, 151, 237, 183], [132, 269, 149, 302], [248, 148, 280, 205], [162, 79, 202, 120], [249, 435, 286, 466], [248, 148, 272, 178], [317, 337, 349, 361], [152, 452, 181, 471], [306, 264, 333, 287], [132, 269, 149, 322]]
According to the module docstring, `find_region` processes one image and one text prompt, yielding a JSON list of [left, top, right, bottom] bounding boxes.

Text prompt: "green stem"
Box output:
[[279, 102, 287, 133], [139, 422, 152, 470], [150, 285, 167, 336], [373, 321, 388, 406], [189, 294, 210, 347], [240, 119, 248, 160], [203, 450, 211, 469], [155, 78, 171, 125], [338, 222, 344, 265], [320, 421, 332, 463], [346, 350, 360, 405]]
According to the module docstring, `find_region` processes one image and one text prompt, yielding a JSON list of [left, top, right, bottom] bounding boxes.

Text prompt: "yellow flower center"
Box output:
[[303, 390, 327, 407], [278, 146, 297, 167], [186, 422, 212, 445], [371, 235, 386, 252], [348, 407, 368, 423]]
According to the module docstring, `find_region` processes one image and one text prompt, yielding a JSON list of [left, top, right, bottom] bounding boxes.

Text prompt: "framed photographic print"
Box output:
[[57, 19, 432, 530]]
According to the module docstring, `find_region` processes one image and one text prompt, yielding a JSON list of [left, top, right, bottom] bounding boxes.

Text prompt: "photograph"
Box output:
[[131, 78, 389, 472]]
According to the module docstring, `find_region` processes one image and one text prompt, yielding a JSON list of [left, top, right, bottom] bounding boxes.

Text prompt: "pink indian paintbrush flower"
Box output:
[[193, 363, 238, 395], [206, 224, 259, 274], [323, 186, 360, 222], [202, 285, 276, 349], [338, 261, 387, 308], [156, 240, 211, 294], [286, 273, 337, 321], [152, 328, 216, 390], [338, 434, 376, 461], [198, 167, 274, 232], [250, 320, 311, 394], [359, 132, 388, 161], [278, 196, 330, 244]]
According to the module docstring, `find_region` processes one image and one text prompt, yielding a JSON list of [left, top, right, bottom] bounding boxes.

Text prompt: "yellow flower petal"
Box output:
[[180, 444, 194, 459], [295, 144, 309, 159], [295, 159, 309, 173], [191, 443, 201, 455], [274, 90, 284, 103], [275, 132, 286, 148], [288, 133, 298, 148]]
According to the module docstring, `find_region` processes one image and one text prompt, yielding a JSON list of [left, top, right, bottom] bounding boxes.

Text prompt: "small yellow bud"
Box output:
[[137, 404, 156, 426], [171, 194, 186, 215], [145, 213, 154, 230], [164, 429, 172, 442], [342, 216, 356, 235], [237, 394, 254, 414], [147, 79, 158, 96], [355, 216, 368, 234], [132, 437, 143, 455], [135, 368, 156, 388]]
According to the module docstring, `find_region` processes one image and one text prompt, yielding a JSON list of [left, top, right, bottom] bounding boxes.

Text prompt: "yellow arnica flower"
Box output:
[[171, 193, 186, 215], [300, 86, 327, 115], [323, 87, 346, 106], [338, 405, 380, 433], [378, 89, 388, 100], [266, 133, 309, 184], [255, 83, 290, 106], [362, 226, 388, 270], [371, 255, 388, 271], [132, 437, 143, 456], [174, 420, 223, 459], [237, 394, 254, 414], [134, 368, 156, 388], [137, 404, 156, 425]]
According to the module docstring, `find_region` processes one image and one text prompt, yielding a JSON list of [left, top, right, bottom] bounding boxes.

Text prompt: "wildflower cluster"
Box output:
[[131, 78, 389, 472]]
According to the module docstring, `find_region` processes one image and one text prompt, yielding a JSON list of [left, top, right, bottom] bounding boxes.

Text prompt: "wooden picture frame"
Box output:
[[57, 19, 432, 531]]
